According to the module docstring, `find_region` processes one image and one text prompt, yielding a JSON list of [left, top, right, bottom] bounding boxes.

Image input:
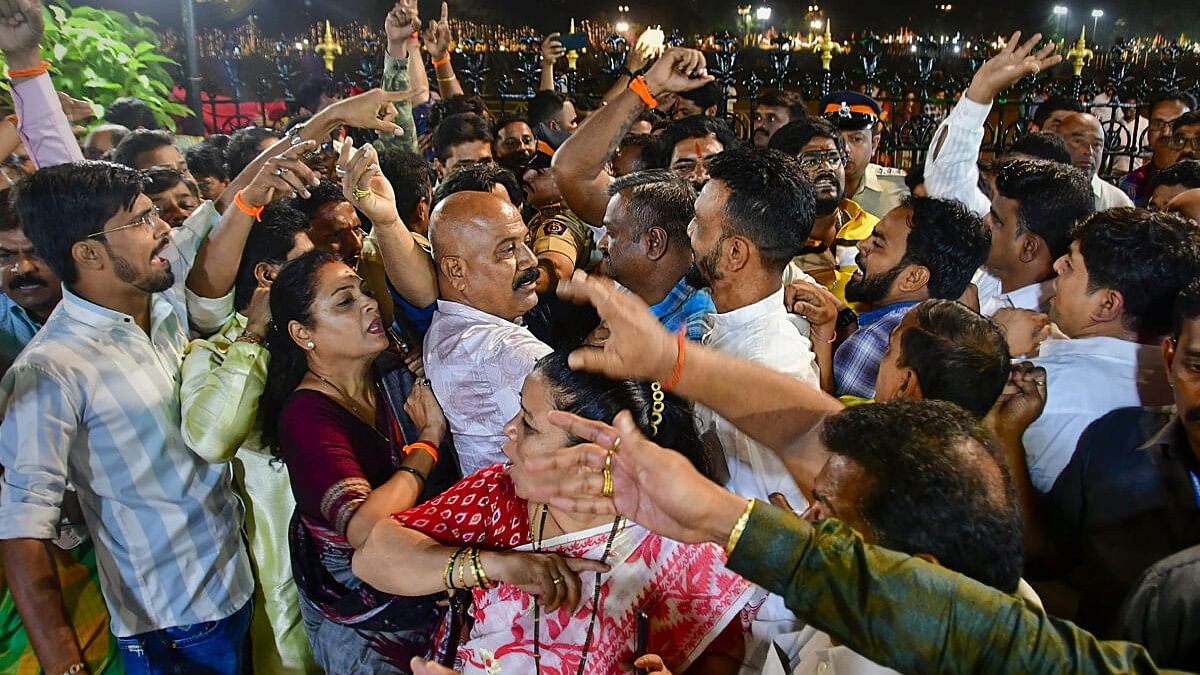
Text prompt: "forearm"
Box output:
[[601, 74, 633, 105], [345, 449, 435, 549], [373, 218, 439, 308], [811, 333, 835, 394], [434, 60, 464, 98], [992, 429, 1060, 569], [181, 344, 269, 463], [540, 61, 557, 92], [924, 94, 991, 217], [187, 208, 254, 298], [11, 73, 85, 169], [378, 51, 419, 154], [352, 520, 502, 595], [0, 120, 21, 161], [216, 109, 341, 211], [0, 538, 84, 673], [552, 87, 644, 224]]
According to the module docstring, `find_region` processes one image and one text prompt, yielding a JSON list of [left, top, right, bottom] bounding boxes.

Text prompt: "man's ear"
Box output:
[[644, 226, 669, 261], [895, 264, 931, 295], [1090, 287, 1125, 326], [71, 240, 104, 274], [439, 255, 468, 292]]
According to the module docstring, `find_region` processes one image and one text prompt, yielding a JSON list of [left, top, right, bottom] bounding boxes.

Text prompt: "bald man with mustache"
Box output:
[[423, 191, 552, 476]]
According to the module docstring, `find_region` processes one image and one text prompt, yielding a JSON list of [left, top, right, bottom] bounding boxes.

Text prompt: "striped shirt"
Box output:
[[0, 203, 253, 637]]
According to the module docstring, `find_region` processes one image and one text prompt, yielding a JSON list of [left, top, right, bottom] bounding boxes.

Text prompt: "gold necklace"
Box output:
[[531, 503, 622, 675], [311, 371, 375, 424]]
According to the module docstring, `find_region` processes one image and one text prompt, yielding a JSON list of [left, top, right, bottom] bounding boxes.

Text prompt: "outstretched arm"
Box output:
[[553, 47, 713, 226], [423, 3, 464, 99]]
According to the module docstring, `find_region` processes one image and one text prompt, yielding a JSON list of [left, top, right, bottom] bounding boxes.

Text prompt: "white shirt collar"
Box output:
[[706, 288, 786, 333], [435, 299, 524, 327], [1039, 334, 1155, 360]]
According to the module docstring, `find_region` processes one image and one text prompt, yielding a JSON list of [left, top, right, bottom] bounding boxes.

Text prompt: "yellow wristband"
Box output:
[[724, 499, 756, 557]]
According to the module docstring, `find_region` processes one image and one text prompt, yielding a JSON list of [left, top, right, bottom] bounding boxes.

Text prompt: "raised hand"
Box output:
[[992, 307, 1051, 356], [242, 285, 272, 337], [325, 87, 418, 137], [784, 279, 841, 342], [541, 32, 565, 65], [965, 31, 1061, 104], [0, 0, 44, 69], [241, 140, 320, 207], [984, 361, 1048, 440], [57, 91, 96, 123], [404, 379, 447, 447], [337, 137, 402, 228], [385, 0, 421, 57], [422, 2, 452, 61], [485, 549, 609, 613], [556, 271, 678, 383], [641, 47, 713, 98]]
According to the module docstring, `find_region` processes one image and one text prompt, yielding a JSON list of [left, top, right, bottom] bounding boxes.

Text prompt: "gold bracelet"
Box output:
[[458, 547, 469, 589], [724, 499, 756, 557], [444, 547, 464, 590], [472, 547, 494, 589], [437, 75, 457, 83]]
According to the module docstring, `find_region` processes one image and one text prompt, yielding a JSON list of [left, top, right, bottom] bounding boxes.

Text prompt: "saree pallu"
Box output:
[[456, 522, 757, 674]]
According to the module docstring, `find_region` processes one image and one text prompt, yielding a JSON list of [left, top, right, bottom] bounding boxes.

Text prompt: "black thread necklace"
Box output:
[[531, 503, 623, 675]]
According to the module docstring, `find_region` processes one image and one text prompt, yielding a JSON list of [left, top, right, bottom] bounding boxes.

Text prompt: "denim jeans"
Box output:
[[115, 601, 251, 675], [298, 598, 424, 674]]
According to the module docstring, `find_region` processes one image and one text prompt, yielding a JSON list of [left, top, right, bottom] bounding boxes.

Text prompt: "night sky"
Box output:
[[74, 0, 1199, 41]]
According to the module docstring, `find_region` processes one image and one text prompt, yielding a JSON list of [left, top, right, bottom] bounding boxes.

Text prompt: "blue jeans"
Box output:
[[116, 601, 251, 675]]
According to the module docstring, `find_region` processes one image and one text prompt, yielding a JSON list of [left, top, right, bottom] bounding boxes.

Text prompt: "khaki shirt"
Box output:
[[850, 163, 909, 220]]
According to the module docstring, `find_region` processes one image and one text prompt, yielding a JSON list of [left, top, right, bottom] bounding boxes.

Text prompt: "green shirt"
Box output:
[[727, 503, 1182, 674]]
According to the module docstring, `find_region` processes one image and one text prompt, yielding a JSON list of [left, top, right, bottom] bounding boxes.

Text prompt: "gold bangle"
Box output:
[[437, 75, 457, 83], [724, 499, 756, 558], [458, 547, 468, 589], [473, 548, 494, 589], [444, 547, 464, 590]]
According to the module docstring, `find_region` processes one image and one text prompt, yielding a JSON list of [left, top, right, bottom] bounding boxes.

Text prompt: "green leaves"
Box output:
[[1, 0, 190, 130]]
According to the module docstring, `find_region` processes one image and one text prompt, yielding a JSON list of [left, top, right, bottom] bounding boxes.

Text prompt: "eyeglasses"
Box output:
[[798, 152, 845, 171], [87, 207, 160, 239], [1166, 135, 1200, 151], [1148, 119, 1173, 132]]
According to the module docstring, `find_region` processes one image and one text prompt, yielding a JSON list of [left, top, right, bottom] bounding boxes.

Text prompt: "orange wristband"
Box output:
[[628, 76, 658, 109], [406, 440, 439, 464], [659, 329, 687, 393], [431, 53, 451, 67], [8, 61, 50, 79], [233, 190, 264, 222]]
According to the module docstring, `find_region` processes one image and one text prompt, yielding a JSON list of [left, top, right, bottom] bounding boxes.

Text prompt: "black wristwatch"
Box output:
[[835, 307, 858, 330]]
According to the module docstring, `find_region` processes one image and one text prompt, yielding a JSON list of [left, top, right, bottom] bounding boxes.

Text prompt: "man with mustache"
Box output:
[[1003, 279, 1200, 637], [1054, 111, 1134, 211], [770, 118, 879, 306], [833, 197, 990, 399], [752, 90, 807, 149], [423, 191, 552, 476], [0, 191, 59, 375], [819, 91, 907, 220]]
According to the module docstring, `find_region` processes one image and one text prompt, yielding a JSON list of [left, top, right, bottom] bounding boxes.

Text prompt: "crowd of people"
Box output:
[[0, 0, 1198, 673]]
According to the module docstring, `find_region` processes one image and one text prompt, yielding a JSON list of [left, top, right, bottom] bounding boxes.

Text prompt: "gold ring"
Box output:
[[610, 436, 621, 454], [352, 187, 372, 201], [602, 466, 614, 498]]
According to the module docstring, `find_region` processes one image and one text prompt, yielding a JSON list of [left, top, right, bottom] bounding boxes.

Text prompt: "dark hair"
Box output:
[[527, 91, 567, 128], [291, 180, 347, 222], [295, 77, 338, 115], [104, 96, 158, 130], [235, 204, 310, 310], [494, 115, 532, 136], [994, 158, 1094, 260], [13, 161, 145, 284], [1073, 208, 1200, 336], [615, 133, 658, 174], [378, 149, 436, 224], [904, 161, 925, 192], [897, 300, 1010, 418], [144, 166, 198, 199], [185, 140, 229, 182], [1007, 131, 1073, 165], [655, 115, 738, 168], [679, 82, 722, 111], [433, 161, 523, 208], [533, 351, 715, 481], [429, 94, 490, 129], [821, 399, 1024, 593], [111, 129, 175, 169], [261, 249, 342, 454], [767, 117, 846, 157], [226, 126, 282, 179], [433, 113, 493, 164], [1149, 90, 1197, 116], [901, 196, 991, 299], [1172, 111, 1200, 133], [705, 147, 816, 271], [1151, 159, 1200, 193], [1173, 277, 1200, 340], [0, 187, 18, 232], [758, 90, 808, 121], [1033, 96, 1084, 129], [607, 169, 696, 246]]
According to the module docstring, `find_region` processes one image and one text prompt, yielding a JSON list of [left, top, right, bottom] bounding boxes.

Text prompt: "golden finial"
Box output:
[[1067, 26, 1093, 77], [813, 20, 843, 71], [566, 17, 581, 70], [316, 20, 343, 72]]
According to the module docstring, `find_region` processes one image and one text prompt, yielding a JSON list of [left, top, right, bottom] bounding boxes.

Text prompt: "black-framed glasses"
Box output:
[[1166, 135, 1200, 151], [798, 151, 845, 171], [86, 207, 160, 239]]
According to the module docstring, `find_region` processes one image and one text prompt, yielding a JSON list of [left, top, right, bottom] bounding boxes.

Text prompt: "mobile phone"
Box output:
[[635, 610, 650, 675], [558, 31, 589, 51]]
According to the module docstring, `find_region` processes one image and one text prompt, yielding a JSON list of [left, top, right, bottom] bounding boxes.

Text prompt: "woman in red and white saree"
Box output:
[[354, 352, 759, 674]]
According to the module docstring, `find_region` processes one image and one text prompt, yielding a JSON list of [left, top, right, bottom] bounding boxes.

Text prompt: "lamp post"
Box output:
[[755, 6, 772, 22], [180, 0, 203, 124], [1091, 9, 1104, 44], [1052, 5, 1068, 39]]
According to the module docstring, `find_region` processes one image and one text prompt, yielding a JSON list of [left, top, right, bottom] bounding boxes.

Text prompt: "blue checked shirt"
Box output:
[[834, 301, 919, 399], [0, 203, 253, 637], [648, 277, 715, 342]]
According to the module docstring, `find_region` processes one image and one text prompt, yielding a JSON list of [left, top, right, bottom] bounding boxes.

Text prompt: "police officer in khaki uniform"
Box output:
[[819, 91, 909, 219]]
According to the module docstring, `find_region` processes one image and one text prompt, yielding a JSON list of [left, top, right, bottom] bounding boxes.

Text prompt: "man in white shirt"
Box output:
[[923, 33, 1094, 317], [1054, 111, 1135, 211], [424, 191, 552, 476], [1024, 208, 1200, 493]]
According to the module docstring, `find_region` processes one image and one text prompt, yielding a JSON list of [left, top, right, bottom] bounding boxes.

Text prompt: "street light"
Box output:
[[1052, 5, 1069, 37], [616, 21, 630, 32], [756, 6, 772, 21], [1091, 8, 1104, 41], [810, 18, 823, 30]]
